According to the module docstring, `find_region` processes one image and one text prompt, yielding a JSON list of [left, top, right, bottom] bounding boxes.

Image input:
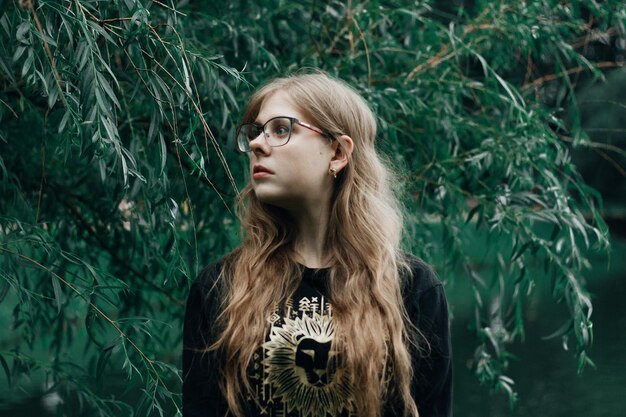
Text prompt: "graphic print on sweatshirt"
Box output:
[[249, 296, 353, 417]]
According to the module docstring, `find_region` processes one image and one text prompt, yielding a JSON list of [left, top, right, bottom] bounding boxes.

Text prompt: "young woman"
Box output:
[[183, 72, 452, 417]]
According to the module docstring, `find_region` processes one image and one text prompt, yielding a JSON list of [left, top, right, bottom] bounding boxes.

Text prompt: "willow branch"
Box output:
[[522, 61, 622, 90]]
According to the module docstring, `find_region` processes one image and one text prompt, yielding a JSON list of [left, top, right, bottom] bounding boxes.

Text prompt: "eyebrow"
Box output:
[[253, 116, 272, 125], [253, 114, 271, 125], [253, 114, 288, 125]]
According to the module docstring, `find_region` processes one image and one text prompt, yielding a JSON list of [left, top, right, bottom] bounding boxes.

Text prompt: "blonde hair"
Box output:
[[212, 71, 419, 417]]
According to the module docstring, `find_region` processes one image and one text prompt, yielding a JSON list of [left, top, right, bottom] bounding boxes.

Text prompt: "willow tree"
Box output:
[[0, 0, 621, 415]]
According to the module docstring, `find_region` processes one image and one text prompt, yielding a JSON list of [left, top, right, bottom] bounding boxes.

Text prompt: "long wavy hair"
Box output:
[[212, 72, 419, 417]]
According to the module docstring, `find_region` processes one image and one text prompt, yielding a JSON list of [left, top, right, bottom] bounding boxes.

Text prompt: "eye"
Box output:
[[272, 124, 290, 138]]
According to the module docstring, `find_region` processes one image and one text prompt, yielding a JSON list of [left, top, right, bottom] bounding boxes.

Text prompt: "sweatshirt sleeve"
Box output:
[[182, 265, 229, 417], [406, 259, 453, 417]]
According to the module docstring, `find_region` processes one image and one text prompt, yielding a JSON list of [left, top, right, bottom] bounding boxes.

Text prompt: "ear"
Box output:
[[329, 135, 354, 174]]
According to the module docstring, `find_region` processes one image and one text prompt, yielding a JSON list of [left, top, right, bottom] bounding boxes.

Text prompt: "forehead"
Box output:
[[255, 91, 306, 124]]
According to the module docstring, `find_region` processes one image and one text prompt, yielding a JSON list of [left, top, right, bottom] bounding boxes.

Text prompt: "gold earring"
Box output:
[[330, 168, 337, 179]]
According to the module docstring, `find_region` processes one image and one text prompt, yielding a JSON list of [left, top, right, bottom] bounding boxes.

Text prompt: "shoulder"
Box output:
[[184, 258, 228, 340], [400, 254, 453, 417], [400, 252, 443, 294], [399, 252, 448, 319], [192, 258, 226, 292], [186, 258, 228, 317]]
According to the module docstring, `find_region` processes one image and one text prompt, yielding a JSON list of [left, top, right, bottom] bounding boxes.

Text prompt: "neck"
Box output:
[[289, 202, 331, 269]]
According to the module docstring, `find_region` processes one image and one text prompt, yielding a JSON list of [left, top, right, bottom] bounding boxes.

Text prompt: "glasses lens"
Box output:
[[265, 117, 292, 147], [237, 124, 261, 152]]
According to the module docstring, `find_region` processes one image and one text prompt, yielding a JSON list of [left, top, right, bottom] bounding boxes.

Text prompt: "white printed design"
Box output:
[[261, 299, 352, 417]]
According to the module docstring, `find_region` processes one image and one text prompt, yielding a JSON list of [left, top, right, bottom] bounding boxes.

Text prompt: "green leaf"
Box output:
[[0, 354, 11, 387], [47, 83, 59, 109], [94, 86, 110, 117], [542, 319, 574, 341], [21, 50, 34, 78], [12, 46, 26, 63], [15, 21, 30, 44], [58, 110, 71, 133], [86, 20, 115, 45], [95, 342, 115, 386], [96, 71, 121, 110], [159, 134, 167, 176], [51, 277, 63, 315], [0, 278, 9, 303]]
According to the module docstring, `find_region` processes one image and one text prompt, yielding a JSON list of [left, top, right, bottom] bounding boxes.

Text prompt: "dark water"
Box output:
[[450, 237, 626, 417]]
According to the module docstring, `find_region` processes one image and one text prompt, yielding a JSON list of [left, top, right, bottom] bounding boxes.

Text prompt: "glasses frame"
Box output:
[[236, 116, 331, 153]]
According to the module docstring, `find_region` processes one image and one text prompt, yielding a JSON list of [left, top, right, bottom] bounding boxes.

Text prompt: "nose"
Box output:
[[249, 131, 270, 155]]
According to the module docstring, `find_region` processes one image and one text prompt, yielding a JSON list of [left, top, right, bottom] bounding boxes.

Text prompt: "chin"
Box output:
[[253, 186, 284, 204], [253, 187, 296, 211], [256, 195, 289, 209]]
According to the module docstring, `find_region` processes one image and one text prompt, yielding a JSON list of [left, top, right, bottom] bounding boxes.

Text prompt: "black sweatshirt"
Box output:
[[183, 255, 452, 417]]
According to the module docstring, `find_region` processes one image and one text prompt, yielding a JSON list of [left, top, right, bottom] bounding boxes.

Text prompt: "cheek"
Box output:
[[301, 146, 331, 169], [288, 157, 328, 183]]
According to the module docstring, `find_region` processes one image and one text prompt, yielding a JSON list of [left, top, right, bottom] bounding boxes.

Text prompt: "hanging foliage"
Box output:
[[1, 0, 622, 415]]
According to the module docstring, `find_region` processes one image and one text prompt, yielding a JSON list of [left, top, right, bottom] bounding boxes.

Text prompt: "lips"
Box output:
[[252, 164, 274, 179], [253, 165, 273, 174]]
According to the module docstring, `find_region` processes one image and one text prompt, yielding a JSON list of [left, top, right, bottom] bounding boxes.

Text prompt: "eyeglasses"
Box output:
[[236, 116, 330, 153]]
